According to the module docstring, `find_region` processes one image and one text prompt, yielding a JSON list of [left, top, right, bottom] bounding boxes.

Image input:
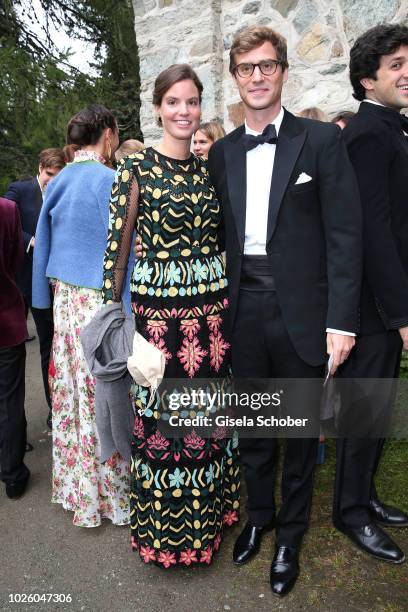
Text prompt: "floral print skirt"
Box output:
[[50, 281, 130, 527]]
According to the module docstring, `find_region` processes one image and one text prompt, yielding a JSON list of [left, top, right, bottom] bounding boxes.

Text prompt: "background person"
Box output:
[[298, 106, 329, 121], [193, 120, 226, 158], [331, 110, 356, 129], [4, 148, 66, 429], [115, 139, 145, 162], [334, 23, 408, 564], [32, 104, 130, 528], [0, 198, 30, 499]]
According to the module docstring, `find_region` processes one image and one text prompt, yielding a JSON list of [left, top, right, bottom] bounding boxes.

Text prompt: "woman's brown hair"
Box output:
[[153, 64, 203, 124]]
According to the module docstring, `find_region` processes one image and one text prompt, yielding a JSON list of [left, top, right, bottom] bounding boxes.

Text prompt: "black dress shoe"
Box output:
[[270, 546, 299, 597], [5, 472, 30, 500], [233, 521, 274, 565], [47, 409, 52, 430], [25, 334, 36, 343], [370, 498, 408, 527], [336, 522, 405, 563], [25, 442, 34, 452]]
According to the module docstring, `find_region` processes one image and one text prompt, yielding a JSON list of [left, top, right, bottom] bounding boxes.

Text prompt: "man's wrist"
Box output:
[[326, 328, 356, 337]]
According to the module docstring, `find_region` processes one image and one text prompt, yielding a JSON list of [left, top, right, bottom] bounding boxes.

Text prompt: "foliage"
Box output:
[[0, 0, 141, 194]]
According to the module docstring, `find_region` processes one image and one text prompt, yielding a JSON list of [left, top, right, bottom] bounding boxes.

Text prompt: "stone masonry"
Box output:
[[132, 0, 408, 141]]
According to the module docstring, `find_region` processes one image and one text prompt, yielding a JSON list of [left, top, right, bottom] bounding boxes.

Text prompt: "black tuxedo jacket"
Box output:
[[4, 177, 43, 299], [343, 102, 408, 334], [208, 109, 362, 366]]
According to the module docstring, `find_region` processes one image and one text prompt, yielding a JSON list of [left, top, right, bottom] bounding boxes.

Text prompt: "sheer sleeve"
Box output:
[[102, 162, 139, 303]]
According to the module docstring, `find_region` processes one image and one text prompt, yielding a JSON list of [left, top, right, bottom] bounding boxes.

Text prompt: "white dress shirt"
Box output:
[[244, 106, 284, 255]]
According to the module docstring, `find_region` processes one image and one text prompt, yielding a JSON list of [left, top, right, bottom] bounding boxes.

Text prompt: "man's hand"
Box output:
[[326, 332, 355, 375], [134, 235, 143, 259], [399, 326, 408, 350]]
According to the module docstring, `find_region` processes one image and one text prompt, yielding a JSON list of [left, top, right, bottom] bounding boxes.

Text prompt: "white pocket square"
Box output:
[[295, 172, 312, 184]]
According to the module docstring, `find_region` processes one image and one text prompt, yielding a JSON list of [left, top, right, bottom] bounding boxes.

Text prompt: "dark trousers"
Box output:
[[25, 296, 53, 409], [0, 342, 29, 484], [231, 257, 324, 547], [334, 330, 402, 527]]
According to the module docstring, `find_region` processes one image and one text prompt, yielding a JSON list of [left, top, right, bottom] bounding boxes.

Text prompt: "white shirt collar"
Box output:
[[362, 99, 386, 107], [36, 175, 44, 193], [245, 106, 285, 136]]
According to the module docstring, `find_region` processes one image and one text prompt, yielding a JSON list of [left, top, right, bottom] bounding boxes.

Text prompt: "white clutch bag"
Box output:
[[127, 331, 166, 414]]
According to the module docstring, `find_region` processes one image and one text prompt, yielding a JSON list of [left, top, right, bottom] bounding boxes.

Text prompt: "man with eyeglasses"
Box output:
[[208, 25, 362, 596]]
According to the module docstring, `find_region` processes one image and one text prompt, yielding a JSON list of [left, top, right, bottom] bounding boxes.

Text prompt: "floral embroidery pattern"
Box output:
[[180, 318, 200, 340], [146, 319, 168, 341], [207, 313, 221, 333], [177, 336, 208, 378], [150, 337, 172, 363], [209, 332, 230, 372]]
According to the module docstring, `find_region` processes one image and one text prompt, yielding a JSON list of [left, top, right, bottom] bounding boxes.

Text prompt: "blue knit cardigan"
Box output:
[[32, 161, 131, 309]]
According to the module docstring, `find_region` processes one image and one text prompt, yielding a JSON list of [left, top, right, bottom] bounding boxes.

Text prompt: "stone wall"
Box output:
[[133, 0, 407, 142]]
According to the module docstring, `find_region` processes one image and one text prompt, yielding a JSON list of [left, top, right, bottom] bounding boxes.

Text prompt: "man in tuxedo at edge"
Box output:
[[334, 23, 408, 564], [4, 148, 66, 428], [208, 25, 362, 596]]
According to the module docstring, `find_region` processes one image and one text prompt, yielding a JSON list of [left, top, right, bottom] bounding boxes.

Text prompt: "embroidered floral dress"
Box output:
[[49, 151, 130, 527], [102, 147, 240, 566]]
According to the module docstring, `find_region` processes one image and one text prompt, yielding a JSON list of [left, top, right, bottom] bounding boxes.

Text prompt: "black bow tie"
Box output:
[[242, 124, 278, 152]]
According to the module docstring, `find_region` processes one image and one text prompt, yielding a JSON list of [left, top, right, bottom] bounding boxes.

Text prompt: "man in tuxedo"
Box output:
[[334, 23, 408, 564], [208, 25, 362, 596], [4, 148, 65, 427]]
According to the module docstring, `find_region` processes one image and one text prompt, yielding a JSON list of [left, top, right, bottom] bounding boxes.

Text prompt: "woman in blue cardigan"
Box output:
[[33, 105, 130, 528]]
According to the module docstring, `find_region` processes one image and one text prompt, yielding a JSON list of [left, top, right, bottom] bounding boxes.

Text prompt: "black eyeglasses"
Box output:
[[233, 59, 284, 78]]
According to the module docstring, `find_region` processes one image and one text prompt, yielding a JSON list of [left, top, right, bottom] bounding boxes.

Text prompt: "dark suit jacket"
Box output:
[[4, 177, 43, 299], [208, 109, 362, 366], [343, 102, 408, 334], [0, 198, 27, 347]]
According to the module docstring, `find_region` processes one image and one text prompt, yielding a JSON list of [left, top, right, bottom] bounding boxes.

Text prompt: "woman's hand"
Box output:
[[134, 235, 143, 259]]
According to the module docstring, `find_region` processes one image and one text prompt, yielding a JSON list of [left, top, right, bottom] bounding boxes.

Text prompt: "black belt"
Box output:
[[240, 255, 276, 291]]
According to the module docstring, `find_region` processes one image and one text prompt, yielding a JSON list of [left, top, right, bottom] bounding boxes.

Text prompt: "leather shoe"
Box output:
[[335, 522, 405, 563], [370, 498, 408, 528], [46, 408, 52, 430], [5, 472, 30, 500], [270, 546, 299, 597], [233, 521, 274, 565]]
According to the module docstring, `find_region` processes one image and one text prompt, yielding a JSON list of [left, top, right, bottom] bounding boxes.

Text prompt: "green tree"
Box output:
[[0, 0, 141, 194]]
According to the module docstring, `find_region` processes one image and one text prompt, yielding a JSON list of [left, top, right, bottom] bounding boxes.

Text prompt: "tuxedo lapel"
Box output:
[[32, 178, 43, 211], [224, 127, 246, 251], [266, 112, 306, 245]]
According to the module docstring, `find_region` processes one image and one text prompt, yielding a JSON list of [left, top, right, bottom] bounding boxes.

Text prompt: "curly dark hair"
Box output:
[[67, 104, 117, 146], [350, 23, 408, 101]]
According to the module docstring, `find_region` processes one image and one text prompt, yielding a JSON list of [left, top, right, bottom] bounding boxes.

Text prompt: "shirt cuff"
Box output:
[[326, 328, 356, 337], [26, 237, 34, 253]]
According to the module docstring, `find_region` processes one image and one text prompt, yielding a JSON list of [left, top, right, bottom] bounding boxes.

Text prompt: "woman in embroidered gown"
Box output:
[[102, 65, 240, 567], [32, 105, 130, 527]]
